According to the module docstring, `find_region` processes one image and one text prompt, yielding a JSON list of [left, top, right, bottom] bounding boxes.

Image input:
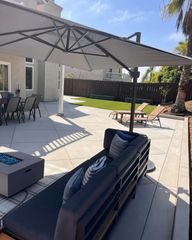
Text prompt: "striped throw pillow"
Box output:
[[109, 134, 128, 160], [82, 156, 107, 186]]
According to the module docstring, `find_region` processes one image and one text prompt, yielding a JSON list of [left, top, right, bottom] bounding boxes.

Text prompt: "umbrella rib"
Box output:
[[68, 31, 88, 51], [0, 26, 61, 36], [19, 33, 65, 52], [52, 20, 66, 50], [76, 29, 131, 72], [70, 52, 107, 57], [71, 29, 92, 70], [45, 28, 68, 62], [0, 26, 65, 48], [69, 37, 111, 53], [66, 28, 71, 51]]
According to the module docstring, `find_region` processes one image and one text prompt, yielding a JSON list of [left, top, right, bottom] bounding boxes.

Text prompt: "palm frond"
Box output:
[[183, 8, 192, 35], [162, 0, 187, 17], [176, 9, 183, 30]]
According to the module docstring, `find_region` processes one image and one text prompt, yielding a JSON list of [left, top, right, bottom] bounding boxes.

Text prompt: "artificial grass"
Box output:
[[72, 97, 156, 114]]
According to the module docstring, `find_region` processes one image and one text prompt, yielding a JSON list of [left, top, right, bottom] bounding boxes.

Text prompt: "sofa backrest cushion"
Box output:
[[54, 166, 116, 240], [63, 167, 84, 203], [82, 156, 107, 186], [103, 128, 138, 150], [116, 130, 135, 141], [128, 135, 149, 153], [109, 134, 129, 160], [109, 146, 139, 174]]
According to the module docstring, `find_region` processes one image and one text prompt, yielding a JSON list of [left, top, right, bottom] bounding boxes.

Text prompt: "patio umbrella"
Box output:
[[0, 0, 191, 131]]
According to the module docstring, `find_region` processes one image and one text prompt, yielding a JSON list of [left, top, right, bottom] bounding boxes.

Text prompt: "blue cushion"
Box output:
[[63, 167, 84, 202], [82, 156, 107, 186], [109, 134, 129, 159], [117, 131, 135, 141]]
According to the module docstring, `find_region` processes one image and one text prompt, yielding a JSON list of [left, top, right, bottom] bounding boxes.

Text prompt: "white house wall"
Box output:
[[65, 67, 104, 80], [44, 62, 59, 101], [0, 53, 26, 98]]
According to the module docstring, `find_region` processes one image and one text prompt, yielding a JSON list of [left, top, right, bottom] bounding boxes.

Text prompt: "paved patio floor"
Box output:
[[0, 96, 189, 240]]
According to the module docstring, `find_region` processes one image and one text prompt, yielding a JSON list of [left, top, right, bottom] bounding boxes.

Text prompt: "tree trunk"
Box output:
[[172, 33, 192, 113]]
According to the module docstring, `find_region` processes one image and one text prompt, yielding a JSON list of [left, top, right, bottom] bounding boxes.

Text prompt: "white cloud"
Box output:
[[90, 0, 109, 14], [168, 32, 185, 42], [109, 10, 147, 23]]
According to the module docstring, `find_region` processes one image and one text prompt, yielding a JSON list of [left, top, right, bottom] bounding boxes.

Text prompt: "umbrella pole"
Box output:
[[129, 69, 140, 132], [58, 64, 65, 116], [128, 32, 141, 132]]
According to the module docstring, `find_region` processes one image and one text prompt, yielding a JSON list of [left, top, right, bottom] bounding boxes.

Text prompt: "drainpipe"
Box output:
[[58, 64, 65, 116]]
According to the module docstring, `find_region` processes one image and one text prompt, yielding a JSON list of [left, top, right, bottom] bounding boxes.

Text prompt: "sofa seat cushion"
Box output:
[[109, 146, 139, 174], [3, 151, 107, 240], [129, 135, 149, 152], [3, 175, 68, 240]]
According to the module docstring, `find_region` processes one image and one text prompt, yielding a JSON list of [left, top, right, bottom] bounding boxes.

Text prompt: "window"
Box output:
[[0, 64, 8, 91], [0, 62, 10, 92], [25, 58, 34, 63], [26, 66, 33, 90]]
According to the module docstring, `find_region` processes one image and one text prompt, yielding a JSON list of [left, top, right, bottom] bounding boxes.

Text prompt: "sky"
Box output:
[[54, 0, 186, 78]]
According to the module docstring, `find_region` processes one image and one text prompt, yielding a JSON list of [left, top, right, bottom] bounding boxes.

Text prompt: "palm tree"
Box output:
[[163, 0, 192, 112], [141, 67, 154, 82]]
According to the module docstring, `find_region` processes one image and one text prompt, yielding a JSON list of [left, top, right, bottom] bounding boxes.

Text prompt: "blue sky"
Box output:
[[55, 0, 185, 53]]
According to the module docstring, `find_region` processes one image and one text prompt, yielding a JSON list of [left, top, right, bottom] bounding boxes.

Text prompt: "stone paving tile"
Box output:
[[10, 142, 47, 157], [141, 186, 177, 240], [0, 98, 188, 240], [0, 128, 15, 144], [107, 181, 156, 240], [12, 129, 58, 143]]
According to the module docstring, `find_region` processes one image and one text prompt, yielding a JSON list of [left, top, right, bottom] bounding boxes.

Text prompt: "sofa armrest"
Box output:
[[54, 166, 116, 240]]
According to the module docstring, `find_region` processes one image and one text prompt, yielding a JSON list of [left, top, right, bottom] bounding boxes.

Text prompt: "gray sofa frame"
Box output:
[[2, 128, 150, 240]]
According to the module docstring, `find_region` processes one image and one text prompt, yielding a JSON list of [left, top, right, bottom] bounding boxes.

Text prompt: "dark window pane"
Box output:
[[25, 58, 33, 63], [26, 67, 33, 89], [0, 65, 8, 91]]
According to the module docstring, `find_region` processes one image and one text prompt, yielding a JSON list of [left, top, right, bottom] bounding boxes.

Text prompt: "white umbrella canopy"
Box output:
[[0, 0, 192, 132], [0, 0, 192, 70]]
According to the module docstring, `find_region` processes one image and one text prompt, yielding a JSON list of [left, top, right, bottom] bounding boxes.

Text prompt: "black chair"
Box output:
[[32, 94, 42, 117], [20, 96, 36, 122], [2, 97, 21, 125]]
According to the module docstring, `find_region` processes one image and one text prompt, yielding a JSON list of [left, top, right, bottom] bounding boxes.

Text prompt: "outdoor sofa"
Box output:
[[2, 128, 150, 240]]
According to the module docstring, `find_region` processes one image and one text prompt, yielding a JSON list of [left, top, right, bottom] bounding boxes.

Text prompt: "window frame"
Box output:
[[0, 61, 11, 92], [25, 58, 34, 64], [25, 65, 34, 91]]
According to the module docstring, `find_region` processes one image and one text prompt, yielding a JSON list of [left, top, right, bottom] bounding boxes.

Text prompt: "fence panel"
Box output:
[[64, 78, 192, 104]]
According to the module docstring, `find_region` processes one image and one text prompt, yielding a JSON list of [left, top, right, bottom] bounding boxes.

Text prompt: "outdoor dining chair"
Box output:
[[19, 96, 36, 122], [32, 94, 42, 117], [2, 97, 21, 125], [122, 105, 165, 127]]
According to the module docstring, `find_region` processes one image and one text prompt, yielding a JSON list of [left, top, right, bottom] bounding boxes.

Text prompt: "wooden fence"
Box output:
[[64, 78, 192, 104]]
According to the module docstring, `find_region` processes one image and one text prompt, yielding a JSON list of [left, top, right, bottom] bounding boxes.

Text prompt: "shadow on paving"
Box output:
[[0, 101, 92, 158], [105, 176, 189, 240]]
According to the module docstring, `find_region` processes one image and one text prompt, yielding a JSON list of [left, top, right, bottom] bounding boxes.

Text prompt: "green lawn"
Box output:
[[72, 97, 156, 114]]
